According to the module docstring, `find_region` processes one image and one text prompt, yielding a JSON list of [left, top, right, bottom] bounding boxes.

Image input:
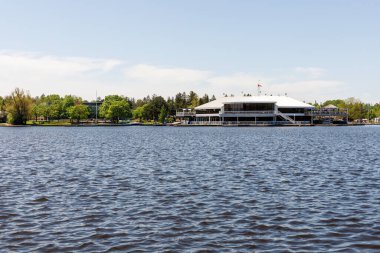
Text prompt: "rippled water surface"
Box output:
[[1, 126, 380, 252]]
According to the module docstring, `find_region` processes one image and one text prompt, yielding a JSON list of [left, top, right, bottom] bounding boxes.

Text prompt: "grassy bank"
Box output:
[[26, 120, 72, 126]]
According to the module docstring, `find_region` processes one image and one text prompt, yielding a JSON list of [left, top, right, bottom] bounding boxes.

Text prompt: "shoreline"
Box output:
[[0, 123, 371, 127]]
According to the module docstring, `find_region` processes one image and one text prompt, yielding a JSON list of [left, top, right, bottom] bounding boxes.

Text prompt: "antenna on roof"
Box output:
[[257, 80, 262, 96]]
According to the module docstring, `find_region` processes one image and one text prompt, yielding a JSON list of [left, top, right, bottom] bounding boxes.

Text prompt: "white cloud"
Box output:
[[125, 64, 211, 83], [123, 64, 212, 97], [0, 51, 122, 75], [0, 51, 123, 99], [295, 67, 326, 78], [208, 73, 268, 88], [267, 80, 344, 102], [0, 51, 354, 102]]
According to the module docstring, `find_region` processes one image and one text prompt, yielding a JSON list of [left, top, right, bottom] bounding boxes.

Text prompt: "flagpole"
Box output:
[[257, 80, 262, 96]]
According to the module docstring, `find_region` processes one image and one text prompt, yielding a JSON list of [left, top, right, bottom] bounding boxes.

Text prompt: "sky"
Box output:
[[0, 0, 379, 103]]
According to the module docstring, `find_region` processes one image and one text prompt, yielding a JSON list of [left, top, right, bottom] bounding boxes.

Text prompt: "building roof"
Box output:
[[195, 95, 315, 110], [323, 104, 338, 109]]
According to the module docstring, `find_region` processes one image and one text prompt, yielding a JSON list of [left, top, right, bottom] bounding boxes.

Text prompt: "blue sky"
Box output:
[[0, 0, 379, 102]]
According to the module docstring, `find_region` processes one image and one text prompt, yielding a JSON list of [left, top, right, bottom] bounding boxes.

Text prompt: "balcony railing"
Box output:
[[190, 121, 222, 125], [190, 120, 310, 126], [222, 110, 275, 115], [305, 109, 348, 117], [176, 112, 196, 117]]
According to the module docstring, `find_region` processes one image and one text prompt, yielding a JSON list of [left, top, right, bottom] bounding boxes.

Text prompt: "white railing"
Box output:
[[305, 109, 348, 117], [223, 121, 310, 125], [222, 110, 274, 115], [191, 121, 222, 125], [223, 121, 274, 125], [182, 120, 310, 126], [176, 112, 196, 117]]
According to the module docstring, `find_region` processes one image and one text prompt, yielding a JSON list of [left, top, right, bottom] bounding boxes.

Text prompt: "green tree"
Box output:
[[158, 106, 168, 124], [0, 96, 6, 122], [134, 99, 146, 108], [31, 103, 43, 122], [175, 92, 187, 110], [372, 103, 380, 118], [133, 105, 147, 122], [5, 88, 33, 125], [199, 94, 209, 105], [61, 95, 82, 118], [37, 94, 63, 120], [188, 91, 199, 108], [39, 102, 51, 121], [0, 96, 4, 110], [107, 100, 132, 123], [100, 95, 124, 118], [166, 97, 176, 116], [67, 104, 90, 123], [100, 95, 132, 123], [322, 99, 346, 108], [344, 97, 365, 120], [145, 95, 168, 121]]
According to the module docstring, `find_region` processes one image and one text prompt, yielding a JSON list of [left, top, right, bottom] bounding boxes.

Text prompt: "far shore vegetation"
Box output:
[[0, 88, 379, 126]]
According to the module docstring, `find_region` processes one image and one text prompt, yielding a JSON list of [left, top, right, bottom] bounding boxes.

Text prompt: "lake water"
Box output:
[[1, 126, 380, 252]]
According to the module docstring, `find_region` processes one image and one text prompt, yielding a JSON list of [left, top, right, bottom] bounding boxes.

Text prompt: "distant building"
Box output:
[[177, 95, 315, 125], [176, 96, 350, 125], [307, 104, 349, 124], [84, 101, 103, 119]]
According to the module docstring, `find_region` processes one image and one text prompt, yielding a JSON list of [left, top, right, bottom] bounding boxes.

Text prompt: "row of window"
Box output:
[[224, 103, 275, 111], [195, 109, 220, 114], [195, 105, 307, 114]]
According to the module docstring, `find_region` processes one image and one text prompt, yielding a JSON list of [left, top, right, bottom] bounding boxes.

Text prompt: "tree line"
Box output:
[[0, 88, 216, 125], [1, 88, 379, 125]]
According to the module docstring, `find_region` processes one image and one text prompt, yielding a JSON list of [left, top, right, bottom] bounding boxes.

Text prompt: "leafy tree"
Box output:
[[107, 100, 132, 123], [47, 94, 63, 119], [100, 96, 131, 123], [39, 102, 52, 120], [37, 94, 63, 120], [5, 88, 33, 125], [372, 103, 380, 118], [188, 91, 199, 108], [166, 97, 176, 116], [100, 95, 124, 118], [366, 103, 377, 120], [174, 92, 187, 109], [67, 104, 90, 123], [134, 99, 146, 108], [0, 96, 6, 122], [199, 94, 209, 105], [145, 95, 168, 121], [158, 106, 168, 124], [344, 97, 366, 120], [128, 97, 136, 109], [322, 99, 346, 108], [61, 95, 81, 118], [133, 105, 147, 122], [31, 103, 43, 122]]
